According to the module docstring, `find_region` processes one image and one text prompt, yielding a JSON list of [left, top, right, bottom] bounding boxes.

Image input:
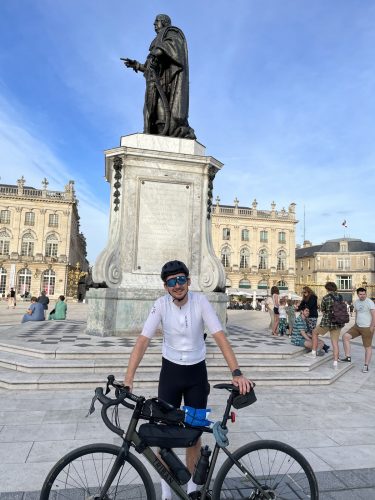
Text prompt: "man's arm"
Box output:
[[212, 331, 253, 394], [123, 335, 150, 391], [370, 309, 375, 332]]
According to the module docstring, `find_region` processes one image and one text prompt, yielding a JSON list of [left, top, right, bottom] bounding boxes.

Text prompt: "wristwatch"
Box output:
[[232, 368, 243, 377]]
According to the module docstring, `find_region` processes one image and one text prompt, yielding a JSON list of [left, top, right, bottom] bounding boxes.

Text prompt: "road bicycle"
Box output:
[[40, 375, 319, 499]]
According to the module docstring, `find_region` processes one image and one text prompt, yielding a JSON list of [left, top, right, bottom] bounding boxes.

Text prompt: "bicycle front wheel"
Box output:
[[40, 443, 156, 500], [212, 440, 319, 499]]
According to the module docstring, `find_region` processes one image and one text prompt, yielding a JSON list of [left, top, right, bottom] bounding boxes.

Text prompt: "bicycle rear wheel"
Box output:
[[212, 440, 318, 499], [40, 443, 156, 500]]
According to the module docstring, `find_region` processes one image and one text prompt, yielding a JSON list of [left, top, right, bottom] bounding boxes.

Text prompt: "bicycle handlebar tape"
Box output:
[[213, 422, 229, 448]]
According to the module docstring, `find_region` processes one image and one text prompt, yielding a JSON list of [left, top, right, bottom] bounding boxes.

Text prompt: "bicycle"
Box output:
[[40, 375, 319, 499]]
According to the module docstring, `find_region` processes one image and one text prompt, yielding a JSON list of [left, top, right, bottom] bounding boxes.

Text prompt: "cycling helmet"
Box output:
[[161, 260, 189, 282]]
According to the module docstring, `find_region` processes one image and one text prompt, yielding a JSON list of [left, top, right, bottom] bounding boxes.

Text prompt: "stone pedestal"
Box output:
[[86, 133, 227, 336]]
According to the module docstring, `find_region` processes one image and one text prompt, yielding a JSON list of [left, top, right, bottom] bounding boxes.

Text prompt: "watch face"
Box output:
[[232, 369, 242, 377]]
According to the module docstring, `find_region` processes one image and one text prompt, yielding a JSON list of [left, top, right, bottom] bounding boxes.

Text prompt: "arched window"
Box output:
[[221, 246, 231, 268], [277, 280, 288, 290], [277, 250, 287, 271], [0, 267, 7, 296], [45, 234, 59, 257], [258, 249, 268, 270], [239, 248, 250, 269], [17, 268, 32, 295], [42, 269, 56, 295], [241, 229, 249, 241], [21, 231, 34, 257], [0, 229, 10, 255], [239, 279, 251, 289], [257, 280, 268, 289]]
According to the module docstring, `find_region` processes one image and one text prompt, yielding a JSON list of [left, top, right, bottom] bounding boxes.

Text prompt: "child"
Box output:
[[286, 299, 296, 336], [278, 297, 288, 336]]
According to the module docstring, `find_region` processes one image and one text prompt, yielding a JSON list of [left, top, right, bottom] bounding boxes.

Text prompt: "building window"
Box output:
[[239, 279, 251, 289], [21, 233, 34, 257], [241, 229, 249, 241], [300, 261, 304, 271], [49, 213, 59, 227], [0, 229, 10, 255], [45, 234, 58, 257], [337, 258, 350, 270], [17, 268, 32, 295], [239, 248, 250, 269], [340, 243, 348, 252], [24, 212, 35, 226], [277, 250, 286, 271], [337, 275, 352, 290], [277, 280, 288, 290], [260, 230, 268, 243], [222, 228, 230, 240], [258, 249, 268, 270], [0, 267, 7, 296], [278, 231, 286, 244], [0, 210, 10, 224], [42, 269, 56, 295], [221, 246, 231, 268], [257, 280, 268, 290]]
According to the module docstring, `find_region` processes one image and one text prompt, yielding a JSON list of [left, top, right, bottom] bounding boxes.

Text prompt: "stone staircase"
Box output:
[[0, 340, 353, 390]]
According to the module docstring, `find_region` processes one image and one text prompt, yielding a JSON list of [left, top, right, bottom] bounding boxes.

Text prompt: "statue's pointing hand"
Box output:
[[121, 58, 140, 73]]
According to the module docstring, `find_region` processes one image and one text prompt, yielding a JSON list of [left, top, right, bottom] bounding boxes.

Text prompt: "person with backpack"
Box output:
[[123, 260, 253, 500], [304, 282, 348, 368], [340, 288, 375, 373]]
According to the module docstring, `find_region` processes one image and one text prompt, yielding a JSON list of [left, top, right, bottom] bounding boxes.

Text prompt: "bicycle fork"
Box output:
[[98, 442, 130, 499]]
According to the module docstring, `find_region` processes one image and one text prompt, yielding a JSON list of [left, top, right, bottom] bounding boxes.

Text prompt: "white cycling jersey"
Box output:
[[141, 291, 223, 365]]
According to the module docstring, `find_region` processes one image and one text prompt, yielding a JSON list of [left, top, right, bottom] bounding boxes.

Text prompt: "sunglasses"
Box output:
[[165, 276, 188, 287]]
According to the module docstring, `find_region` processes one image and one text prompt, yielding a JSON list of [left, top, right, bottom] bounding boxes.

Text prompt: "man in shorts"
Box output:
[[304, 282, 345, 368], [124, 260, 253, 499], [291, 306, 324, 352], [340, 287, 375, 373]]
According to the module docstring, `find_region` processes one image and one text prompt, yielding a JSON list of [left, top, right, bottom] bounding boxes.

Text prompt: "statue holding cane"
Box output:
[[122, 14, 196, 139]]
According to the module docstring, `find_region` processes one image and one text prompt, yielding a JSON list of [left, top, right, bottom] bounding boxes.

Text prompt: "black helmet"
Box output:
[[161, 260, 189, 281]]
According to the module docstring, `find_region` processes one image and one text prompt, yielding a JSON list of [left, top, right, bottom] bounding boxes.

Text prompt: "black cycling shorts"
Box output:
[[158, 357, 210, 409]]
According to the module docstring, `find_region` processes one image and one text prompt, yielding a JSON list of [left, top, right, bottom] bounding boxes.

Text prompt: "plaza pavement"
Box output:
[[0, 300, 375, 498]]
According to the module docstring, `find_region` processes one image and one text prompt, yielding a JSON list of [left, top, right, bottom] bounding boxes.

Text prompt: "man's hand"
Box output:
[[123, 376, 133, 393], [232, 375, 253, 395]]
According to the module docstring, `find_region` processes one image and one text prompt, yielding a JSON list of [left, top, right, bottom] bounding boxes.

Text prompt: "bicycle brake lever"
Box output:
[[86, 394, 97, 417]]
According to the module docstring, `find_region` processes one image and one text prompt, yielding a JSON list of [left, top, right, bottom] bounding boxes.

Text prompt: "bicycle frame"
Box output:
[[96, 382, 272, 500]]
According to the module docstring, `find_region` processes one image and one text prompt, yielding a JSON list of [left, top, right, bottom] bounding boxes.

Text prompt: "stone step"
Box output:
[[0, 349, 332, 374], [0, 362, 353, 390]]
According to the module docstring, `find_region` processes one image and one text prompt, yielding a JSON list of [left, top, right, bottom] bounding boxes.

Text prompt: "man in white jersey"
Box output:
[[124, 260, 253, 499], [340, 287, 375, 373]]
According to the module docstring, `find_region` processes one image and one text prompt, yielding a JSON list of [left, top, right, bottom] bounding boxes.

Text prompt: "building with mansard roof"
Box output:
[[295, 238, 375, 302], [0, 177, 88, 300], [211, 197, 298, 296]]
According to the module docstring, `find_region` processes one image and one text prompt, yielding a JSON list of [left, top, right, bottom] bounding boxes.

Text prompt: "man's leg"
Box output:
[[365, 346, 372, 366], [342, 331, 353, 358], [362, 328, 374, 368], [330, 329, 341, 365]]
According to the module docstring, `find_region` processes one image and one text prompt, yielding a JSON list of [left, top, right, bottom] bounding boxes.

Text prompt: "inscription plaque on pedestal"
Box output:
[[136, 180, 191, 273]]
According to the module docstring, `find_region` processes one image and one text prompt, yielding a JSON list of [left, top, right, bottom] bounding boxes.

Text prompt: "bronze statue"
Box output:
[[122, 14, 196, 140]]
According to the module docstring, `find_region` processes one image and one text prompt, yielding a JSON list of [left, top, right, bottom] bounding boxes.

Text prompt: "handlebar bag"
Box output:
[[138, 423, 202, 448], [141, 398, 185, 425]]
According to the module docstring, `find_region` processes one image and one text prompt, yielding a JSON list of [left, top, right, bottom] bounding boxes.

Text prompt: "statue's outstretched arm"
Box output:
[[121, 58, 145, 73]]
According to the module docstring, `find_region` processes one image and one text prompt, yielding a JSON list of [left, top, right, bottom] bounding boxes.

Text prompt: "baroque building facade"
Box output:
[[211, 198, 297, 294], [0, 177, 88, 299], [295, 238, 375, 302]]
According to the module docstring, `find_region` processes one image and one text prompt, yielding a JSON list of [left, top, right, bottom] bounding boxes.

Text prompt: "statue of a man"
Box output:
[[123, 14, 196, 139]]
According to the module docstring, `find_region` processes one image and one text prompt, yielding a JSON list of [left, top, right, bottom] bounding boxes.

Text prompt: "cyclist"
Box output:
[[124, 260, 253, 499]]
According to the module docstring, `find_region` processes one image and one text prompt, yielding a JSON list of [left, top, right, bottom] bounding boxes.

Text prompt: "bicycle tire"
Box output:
[[40, 443, 156, 500], [212, 439, 319, 499]]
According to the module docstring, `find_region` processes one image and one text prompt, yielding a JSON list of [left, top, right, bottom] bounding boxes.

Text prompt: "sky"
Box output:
[[0, 0, 374, 263]]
